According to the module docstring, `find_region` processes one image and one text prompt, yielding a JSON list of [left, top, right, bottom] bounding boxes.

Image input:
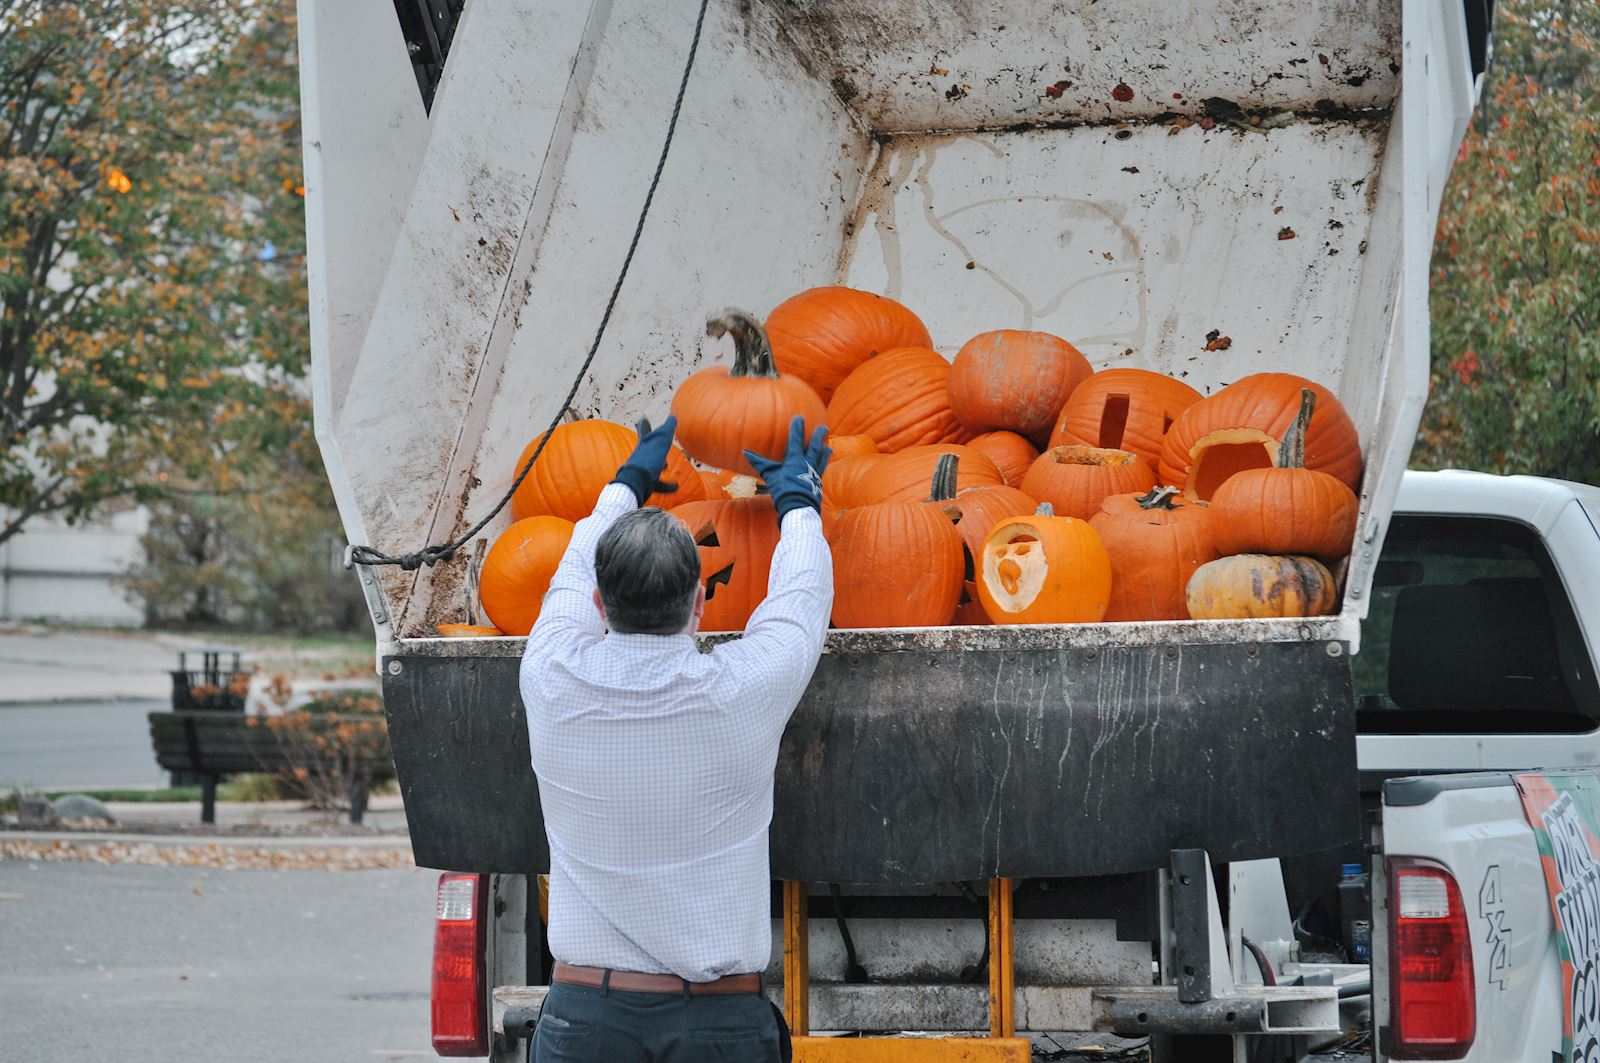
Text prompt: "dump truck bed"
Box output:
[[302, 0, 1479, 879]]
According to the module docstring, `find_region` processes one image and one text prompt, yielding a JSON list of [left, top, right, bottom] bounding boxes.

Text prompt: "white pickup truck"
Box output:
[[1361, 470, 1600, 1063]]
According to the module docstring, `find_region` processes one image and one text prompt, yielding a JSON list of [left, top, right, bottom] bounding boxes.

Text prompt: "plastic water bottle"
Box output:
[[1351, 918, 1372, 962]]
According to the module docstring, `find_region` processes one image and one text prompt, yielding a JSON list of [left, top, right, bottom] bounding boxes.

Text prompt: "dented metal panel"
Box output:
[[382, 638, 1356, 879]]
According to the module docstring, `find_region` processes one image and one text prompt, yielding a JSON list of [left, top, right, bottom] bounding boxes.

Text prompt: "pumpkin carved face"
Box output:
[[672, 309, 827, 476], [671, 494, 781, 632], [1158, 373, 1362, 501], [1186, 554, 1338, 619], [1019, 445, 1157, 521], [826, 347, 972, 453], [976, 505, 1112, 625], [766, 287, 932, 403], [479, 515, 576, 635], [1049, 368, 1202, 469], [1208, 389, 1360, 561]]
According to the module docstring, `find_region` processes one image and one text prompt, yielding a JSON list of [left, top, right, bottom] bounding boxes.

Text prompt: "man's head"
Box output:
[[593, 507, 704, 634]]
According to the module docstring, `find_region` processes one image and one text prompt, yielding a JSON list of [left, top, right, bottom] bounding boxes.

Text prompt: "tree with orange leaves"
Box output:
[[0, 1, 309, 545], [1417, 0, 1600, 483]]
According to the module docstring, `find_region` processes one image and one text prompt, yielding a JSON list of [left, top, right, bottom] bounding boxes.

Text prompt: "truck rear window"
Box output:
[[1355, 514, 1599, 734]]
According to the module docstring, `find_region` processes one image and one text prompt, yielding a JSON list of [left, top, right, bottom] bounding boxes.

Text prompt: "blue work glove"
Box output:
[[744, 417, 831, 520], [611, 415, 678, 506]]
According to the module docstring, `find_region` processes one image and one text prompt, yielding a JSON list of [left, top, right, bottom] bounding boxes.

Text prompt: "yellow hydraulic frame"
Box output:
[[783, 878, 1031, 1061]]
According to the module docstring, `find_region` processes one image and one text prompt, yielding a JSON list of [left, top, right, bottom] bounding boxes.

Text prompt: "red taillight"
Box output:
[[431, 873, 488, 1057], [1388, 858, 1475, 1059]]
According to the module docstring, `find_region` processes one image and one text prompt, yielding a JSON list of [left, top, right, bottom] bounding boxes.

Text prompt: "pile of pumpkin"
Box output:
[[452, 287, 1361, 637]]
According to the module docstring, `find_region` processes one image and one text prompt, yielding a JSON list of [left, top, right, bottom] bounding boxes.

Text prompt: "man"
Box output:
[[520, 414, 832, 1062]]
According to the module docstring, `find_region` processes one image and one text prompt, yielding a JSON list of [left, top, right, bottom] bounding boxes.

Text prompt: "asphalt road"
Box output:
[[0, 700, 169, 791], [0, 859, 449, 1062]]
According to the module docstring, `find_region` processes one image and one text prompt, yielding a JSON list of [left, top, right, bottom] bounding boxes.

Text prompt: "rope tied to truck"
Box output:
[[343, 0, 715, 572]]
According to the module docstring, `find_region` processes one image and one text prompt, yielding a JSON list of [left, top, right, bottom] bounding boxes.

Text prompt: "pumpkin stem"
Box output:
[[1278, 388, 1315, 469], [926, 453, 959, 503], [1035, 501, 1054, 517], [1136, 485, 1183, 510], [706, 308, 779, 379]]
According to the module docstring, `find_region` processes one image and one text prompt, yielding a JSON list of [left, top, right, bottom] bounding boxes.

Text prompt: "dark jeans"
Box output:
[[531, 980, 790, 1062]]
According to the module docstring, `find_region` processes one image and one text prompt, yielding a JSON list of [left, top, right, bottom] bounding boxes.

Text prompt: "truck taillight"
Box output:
[[431, 873, 488, 1057], [1388, 859, 1475, 1060]]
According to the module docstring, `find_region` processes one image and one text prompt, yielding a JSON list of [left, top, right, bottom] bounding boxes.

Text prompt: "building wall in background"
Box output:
[[0, 508, 148, 626]]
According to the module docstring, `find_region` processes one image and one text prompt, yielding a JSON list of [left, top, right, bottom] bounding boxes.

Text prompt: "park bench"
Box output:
[[147, 711, 392, 825]]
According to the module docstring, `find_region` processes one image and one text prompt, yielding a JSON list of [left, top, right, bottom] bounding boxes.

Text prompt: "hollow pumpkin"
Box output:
[[853, 443, 1005, 506], [1158, 373, 1362, 502], [1049, 368, 1202, 469], [976, 503, 1113, 625], [1208, 389, 1360, 561], [1020, 445, 1157, 521], [947, 329, 1094, 443], [510, 420, 706, 521], [965, 430, 1040, 487], [826, 347, 972, 452], [828, 463, 965, 629], [924, 456, 1038, 626], [671, 309, 827, 476], [479, 516, 576, 635], [1186, 554, 1338, 619], [671, 494, 781, 632], [766, 286, 932, 403], [1089, 486, 1219, 621]]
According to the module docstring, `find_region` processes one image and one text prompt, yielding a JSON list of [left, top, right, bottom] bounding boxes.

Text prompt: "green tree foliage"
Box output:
[[1418, 1, 1600, 482], [0, 0, 310, 543]]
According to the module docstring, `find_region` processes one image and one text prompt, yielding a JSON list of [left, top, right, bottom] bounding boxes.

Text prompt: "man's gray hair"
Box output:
[[594, 507, 702, 634]]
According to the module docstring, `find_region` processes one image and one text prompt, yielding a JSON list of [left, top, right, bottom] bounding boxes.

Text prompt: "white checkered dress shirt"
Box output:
[[521, 483, 832, 981]]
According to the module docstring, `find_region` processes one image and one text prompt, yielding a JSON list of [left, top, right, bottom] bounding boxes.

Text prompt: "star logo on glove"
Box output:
[[798, 464, 822, 498]]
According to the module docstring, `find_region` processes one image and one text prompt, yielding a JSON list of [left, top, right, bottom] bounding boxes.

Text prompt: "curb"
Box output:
[[5, 830, 413, 850], [0, 694, 168, 708]]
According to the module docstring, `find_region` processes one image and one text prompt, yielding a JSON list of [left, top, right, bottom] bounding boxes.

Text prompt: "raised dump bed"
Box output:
[[300, 0, 1476, 881]]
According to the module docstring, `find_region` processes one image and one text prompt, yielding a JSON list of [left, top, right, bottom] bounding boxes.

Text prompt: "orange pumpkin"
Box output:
[[510, 420, 706, 521], [479, 516, 575, 635], [976, 504, 1112, 625], [1208, 389, 1360, 561], [826, 347, 972, 452], [853, 444, 1005, 506], [947, 330, 1093, 443], [924, 458, 1037, 627], [1186, 554, 1338, 619], [1089, 486, 1220, 621], [1048, 368, 1202, 469], [766, 286, 932, 403], [828, 434, 879, 460], [672, 309, 827, 476], [821, 452, 883, 511], [1158, 373, 1362, 501], [671, 494, 781, 632], [433, 623, 504, 638], [828, 463, 965, 629], [1020, 445, 1156, 521], [965, 430, 1039, 486]]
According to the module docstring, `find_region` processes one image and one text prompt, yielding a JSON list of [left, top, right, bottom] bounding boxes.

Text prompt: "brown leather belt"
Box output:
[[553, 962, 762, 995]]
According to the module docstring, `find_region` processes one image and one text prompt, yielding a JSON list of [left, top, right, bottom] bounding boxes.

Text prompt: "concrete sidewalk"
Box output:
[[100, 794, 409, 833]]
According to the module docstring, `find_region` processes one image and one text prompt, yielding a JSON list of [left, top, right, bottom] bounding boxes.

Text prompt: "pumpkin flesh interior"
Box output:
[[982, 526, 1047, 611], [1048, 444, 1140, 468], [1185, 429, 1280, 501]]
